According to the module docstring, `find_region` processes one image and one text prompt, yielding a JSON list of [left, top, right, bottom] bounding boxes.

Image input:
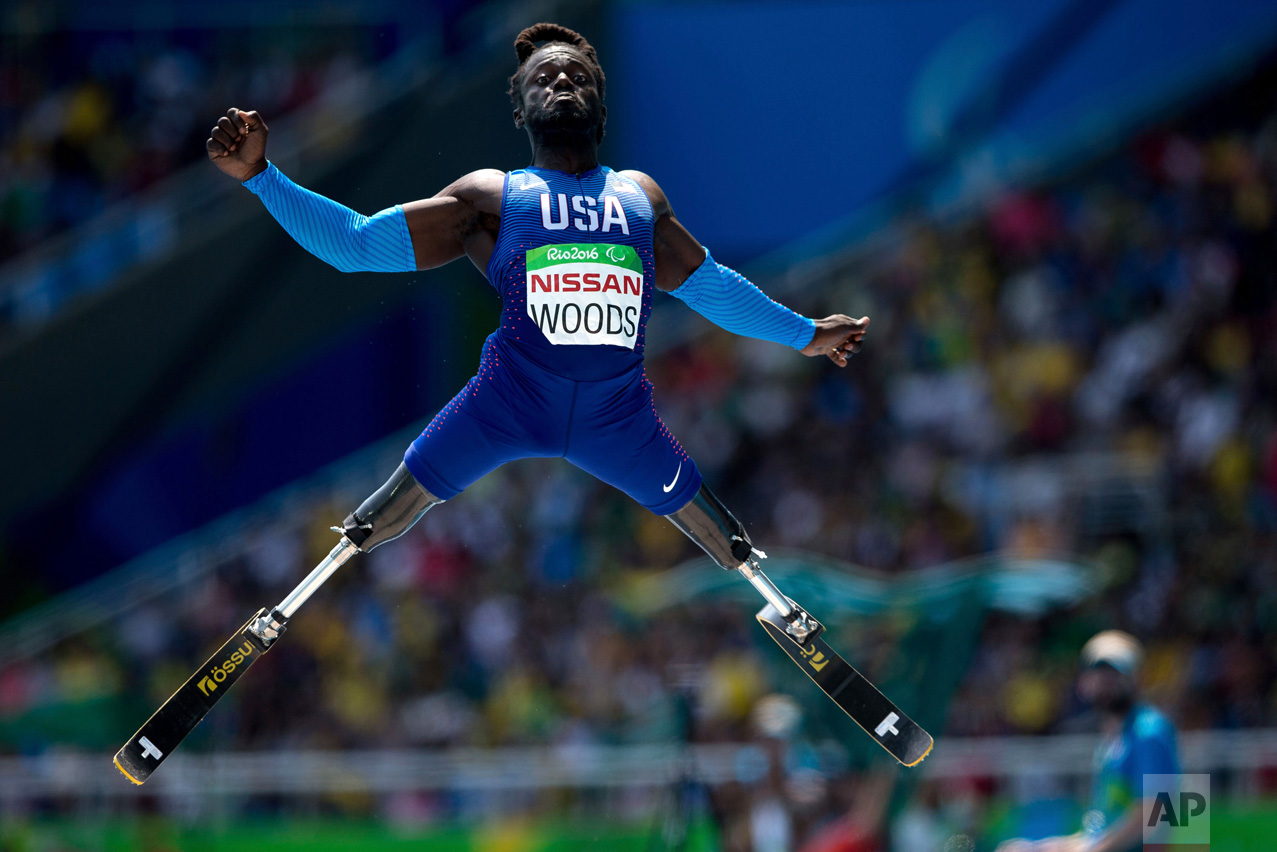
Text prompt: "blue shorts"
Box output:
[[403, 335, 702, 515]]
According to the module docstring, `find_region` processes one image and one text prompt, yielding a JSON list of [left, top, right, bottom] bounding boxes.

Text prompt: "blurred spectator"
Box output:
[[996, 631, 1180, 852]]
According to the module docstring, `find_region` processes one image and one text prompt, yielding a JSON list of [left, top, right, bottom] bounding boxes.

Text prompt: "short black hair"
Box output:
[[506, 22, 606, 110]]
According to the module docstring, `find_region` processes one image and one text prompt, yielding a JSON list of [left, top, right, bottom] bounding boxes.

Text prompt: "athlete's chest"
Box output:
[[492, 169, 653, 350], [500, 169, 652, 241]]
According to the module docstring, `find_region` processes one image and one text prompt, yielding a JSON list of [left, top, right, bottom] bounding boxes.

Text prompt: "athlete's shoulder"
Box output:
[[1131, 704, 1176, 741], [432, 168, 505, 204], [416, 169, 505, 217], [616, 168, 655, 185], [615, 170, 670, 218]]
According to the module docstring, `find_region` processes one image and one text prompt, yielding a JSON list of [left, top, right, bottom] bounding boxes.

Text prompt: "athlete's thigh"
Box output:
[[403, 360, 560, 499], [565, 373, 702, 515]]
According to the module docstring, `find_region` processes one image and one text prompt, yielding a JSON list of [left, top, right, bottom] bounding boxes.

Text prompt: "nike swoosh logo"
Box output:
[[662, 461, 682, 493]]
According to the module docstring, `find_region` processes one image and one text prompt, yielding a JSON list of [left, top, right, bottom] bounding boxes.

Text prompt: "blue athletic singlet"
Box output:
[[402, 165, 703, 515]]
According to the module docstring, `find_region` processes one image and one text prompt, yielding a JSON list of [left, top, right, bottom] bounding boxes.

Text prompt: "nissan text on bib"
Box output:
[[527, 244, 643, 348]]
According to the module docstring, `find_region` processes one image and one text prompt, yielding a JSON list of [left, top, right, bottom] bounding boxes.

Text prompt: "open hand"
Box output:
[[800, 314, 870, 367], [206, 107, 269, 182]]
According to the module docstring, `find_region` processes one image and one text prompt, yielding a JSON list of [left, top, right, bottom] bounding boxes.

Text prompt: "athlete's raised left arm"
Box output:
[[620, 170, 868, 367]]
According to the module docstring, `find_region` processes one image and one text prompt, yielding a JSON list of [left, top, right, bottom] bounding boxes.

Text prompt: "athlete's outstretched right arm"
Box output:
[[206, 107, 500, 272]]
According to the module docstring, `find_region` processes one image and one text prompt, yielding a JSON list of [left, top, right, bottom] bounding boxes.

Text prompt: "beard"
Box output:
[[524, 94, 602, 145], [1092, 689, 1135, 716]]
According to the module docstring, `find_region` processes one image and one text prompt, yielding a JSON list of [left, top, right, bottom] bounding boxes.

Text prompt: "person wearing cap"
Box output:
[[996, 630, 1181, 852]]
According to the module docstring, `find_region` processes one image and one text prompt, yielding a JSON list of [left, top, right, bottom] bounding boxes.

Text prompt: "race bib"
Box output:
[[526, 244, 644, 347]]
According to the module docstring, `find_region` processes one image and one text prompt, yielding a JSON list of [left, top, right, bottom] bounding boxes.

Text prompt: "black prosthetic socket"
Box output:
[[664, 483, 756, 570], [341, 463, 442, 552]]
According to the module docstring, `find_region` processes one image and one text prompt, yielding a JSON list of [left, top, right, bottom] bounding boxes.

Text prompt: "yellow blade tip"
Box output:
[[902, 738, 935, 768], [114, 755, 144, 785]]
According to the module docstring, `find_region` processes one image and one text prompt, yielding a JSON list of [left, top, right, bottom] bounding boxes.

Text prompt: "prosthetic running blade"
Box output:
[[113, 609, 275, 784], [755, 604, 933, 767]]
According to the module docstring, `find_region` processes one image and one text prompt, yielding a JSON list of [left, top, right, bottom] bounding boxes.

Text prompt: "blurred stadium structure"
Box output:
[[4, 1, 1277, 850]]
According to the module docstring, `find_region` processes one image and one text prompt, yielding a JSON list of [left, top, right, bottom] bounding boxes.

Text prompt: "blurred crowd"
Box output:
[[4, 51, 1277, 852], [0, 23, 401, 265], [1, 21, 404, 262], [911, 108, 1277, 739]]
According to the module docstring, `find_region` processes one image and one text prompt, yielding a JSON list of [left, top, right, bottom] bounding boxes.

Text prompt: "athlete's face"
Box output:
[[515, 47, 604, 142], [1078, 665, 1135, 714]]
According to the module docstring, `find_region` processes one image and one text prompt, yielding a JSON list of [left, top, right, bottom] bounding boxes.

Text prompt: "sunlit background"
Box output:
[[2, 0, 1276, 849]]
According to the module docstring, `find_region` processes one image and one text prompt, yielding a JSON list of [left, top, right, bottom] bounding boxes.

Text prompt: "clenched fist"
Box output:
[[206, 107, 269, 182]]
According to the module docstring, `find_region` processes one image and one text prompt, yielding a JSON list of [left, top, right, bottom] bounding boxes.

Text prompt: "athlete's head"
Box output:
[[508, 23, 606, 146], [1078, 630, 1142, 715]]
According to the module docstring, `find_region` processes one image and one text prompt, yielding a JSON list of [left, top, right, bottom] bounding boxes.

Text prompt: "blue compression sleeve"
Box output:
[[243, 161, 415, 273], [669, 248, 816, 349]]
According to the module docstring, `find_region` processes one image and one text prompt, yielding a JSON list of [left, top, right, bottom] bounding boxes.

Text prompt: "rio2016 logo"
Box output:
[[545, 246, 599, 262], [196, 641, 254, 695]]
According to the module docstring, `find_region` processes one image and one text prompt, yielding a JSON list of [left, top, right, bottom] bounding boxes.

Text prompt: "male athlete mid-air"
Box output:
[[165, 24, 936, 770], [113, 26, 928, 784], [206, 22, 867, 581]]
